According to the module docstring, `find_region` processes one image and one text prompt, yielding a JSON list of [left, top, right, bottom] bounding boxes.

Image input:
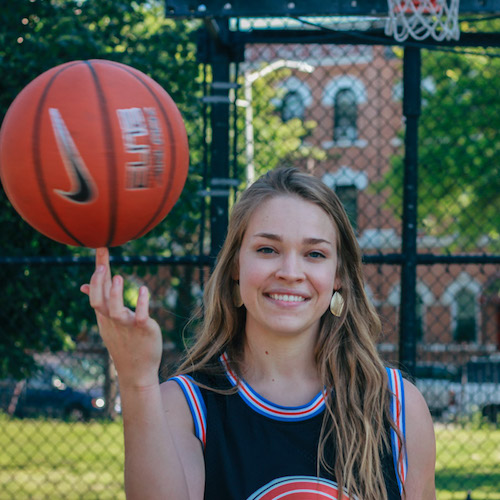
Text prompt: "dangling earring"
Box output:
[[330, 290, 344, 317], [233, 281, 243, 308]]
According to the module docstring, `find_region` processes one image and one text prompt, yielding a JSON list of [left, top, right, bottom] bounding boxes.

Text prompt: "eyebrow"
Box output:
[[253, 232, 333, 246]]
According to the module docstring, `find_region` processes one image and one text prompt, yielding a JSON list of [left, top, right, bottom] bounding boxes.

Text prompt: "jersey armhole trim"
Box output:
[[169, 375, 207, 449], [386, 367, 408, 496]]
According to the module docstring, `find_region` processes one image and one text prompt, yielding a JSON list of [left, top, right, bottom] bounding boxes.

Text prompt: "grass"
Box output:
[[0, 413, 499, 499], [0, 414, 125, 499], [435, 424, 500, 500]]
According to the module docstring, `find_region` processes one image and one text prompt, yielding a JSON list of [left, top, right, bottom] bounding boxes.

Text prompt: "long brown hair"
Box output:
[[175, 167, 401, 499]]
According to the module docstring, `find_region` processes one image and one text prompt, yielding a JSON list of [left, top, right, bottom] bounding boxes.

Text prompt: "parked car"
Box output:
[[415, 362, 460, 418], [0, 359, 120, 421], [415, 357, 500, 423], [458, 356, 500, 423]]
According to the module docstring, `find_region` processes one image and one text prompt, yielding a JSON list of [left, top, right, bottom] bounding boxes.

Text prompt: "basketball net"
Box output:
[[385, 0, 460, 42]]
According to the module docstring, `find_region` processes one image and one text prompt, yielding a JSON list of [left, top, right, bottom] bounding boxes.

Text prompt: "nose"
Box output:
[[275, 252, 304, 281]]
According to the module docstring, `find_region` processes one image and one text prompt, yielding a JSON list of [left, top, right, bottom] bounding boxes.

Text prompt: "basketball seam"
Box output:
[[85, 60, 119, 248], [33, 61, 85, 247], [100, 60, 182, 241]]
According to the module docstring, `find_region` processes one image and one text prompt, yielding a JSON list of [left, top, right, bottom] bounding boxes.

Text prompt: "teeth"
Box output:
[[269, 294, 305, 302]]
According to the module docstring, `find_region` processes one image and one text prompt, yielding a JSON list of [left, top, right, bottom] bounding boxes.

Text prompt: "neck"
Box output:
[[240, 327, 321, 405]]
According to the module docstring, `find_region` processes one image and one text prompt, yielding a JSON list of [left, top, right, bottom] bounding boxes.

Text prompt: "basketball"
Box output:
[[0, 59, 189, 247]]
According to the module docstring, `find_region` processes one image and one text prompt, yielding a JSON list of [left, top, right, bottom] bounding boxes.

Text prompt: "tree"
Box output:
[[0, 0, 202, 378], [375, 44, 499, 252], [238, 66, 330, 183]]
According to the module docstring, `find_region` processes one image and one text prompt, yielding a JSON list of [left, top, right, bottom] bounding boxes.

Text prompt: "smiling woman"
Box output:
[[236, 196, 339, 348], [81, 167, 436, 500]]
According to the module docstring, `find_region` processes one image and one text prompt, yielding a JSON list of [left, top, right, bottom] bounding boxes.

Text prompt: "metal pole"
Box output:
[[399, 46, 421, 378], [242, 60, 315, 185], [243, 76, 256, 185], [207, 18, 232, 261]]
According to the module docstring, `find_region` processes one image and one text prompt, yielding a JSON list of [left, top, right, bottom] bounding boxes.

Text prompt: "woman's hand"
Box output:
[[80, 247, 163, 390]]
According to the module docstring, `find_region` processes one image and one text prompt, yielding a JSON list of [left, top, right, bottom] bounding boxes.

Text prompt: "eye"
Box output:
[[308, 251, 326, 259], [257, 247, 276, 255]]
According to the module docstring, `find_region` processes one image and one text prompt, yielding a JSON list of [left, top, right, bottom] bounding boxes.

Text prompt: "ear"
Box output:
[[231, 264, 239, 282], [334, 277, 342, 291]]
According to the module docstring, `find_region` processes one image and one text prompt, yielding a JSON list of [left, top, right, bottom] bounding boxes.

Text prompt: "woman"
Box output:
[[81, 168, 436, 499]]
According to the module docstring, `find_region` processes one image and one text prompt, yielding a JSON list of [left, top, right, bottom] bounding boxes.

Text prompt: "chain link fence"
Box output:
[[0, 11, 499, 500], [0, 261, 205, 499], [234, 22, 499, 499]]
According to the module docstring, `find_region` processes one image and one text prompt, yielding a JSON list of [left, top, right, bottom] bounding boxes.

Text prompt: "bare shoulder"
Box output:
[[160, 379, 196, 425], [402, 379, 437, 500], [403, 378, 432, 418]]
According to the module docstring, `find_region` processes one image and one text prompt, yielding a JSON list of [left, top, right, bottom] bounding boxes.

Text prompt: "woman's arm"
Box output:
[[120, 380, 205, 499], [403, 379, 437, 500], [81, 248, 204, 499]]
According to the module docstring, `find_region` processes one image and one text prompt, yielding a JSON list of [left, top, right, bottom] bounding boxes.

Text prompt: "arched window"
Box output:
[[281, 90, 305, 122], [335, 184, 358, 231], [387, 282, 435, 343], [454, 288, 476, 342], [334, 88, 358, 141]]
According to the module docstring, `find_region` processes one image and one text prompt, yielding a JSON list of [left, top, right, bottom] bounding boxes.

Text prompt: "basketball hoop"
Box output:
[[385, 0, 460, 42]]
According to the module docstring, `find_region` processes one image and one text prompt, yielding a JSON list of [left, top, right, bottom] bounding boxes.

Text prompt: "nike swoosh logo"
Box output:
[[49, 108, 97, 204]]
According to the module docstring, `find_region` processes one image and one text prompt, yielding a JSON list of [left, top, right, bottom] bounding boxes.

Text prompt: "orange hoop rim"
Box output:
[[391, 0, 442, 15]]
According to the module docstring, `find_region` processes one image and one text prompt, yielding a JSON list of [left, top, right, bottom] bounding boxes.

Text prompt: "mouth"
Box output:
[[267, 293, 307, 303]]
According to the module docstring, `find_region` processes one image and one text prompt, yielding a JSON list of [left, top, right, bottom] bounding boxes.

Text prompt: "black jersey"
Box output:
[[170, 353, 407, 500]]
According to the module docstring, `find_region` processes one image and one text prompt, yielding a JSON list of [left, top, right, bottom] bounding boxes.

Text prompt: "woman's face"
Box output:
[[237, 195, 340, 342]]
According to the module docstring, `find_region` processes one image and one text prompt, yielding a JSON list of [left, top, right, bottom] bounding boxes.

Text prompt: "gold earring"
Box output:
[[233, 282, 243, 308], [330, 291, 344, 317]]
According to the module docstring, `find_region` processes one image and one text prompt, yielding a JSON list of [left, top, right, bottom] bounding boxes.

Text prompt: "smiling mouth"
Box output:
[[268, 293, 306, 303]]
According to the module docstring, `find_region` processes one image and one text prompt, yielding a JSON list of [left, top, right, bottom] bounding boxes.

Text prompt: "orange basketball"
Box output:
[[0, 59, 189, 247]]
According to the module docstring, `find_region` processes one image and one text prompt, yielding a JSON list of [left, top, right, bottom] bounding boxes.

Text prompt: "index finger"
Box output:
[[95, 247, 111, 273], [95, 247, 112, 295]]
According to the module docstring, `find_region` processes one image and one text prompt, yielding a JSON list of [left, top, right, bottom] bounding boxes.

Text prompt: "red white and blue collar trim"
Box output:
[[220, 352, 326, 422]]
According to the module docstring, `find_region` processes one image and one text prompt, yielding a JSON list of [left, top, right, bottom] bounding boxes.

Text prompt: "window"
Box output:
[[334, 88, 358, 142], [281, 90, 305, 122], [335, 184, 358, 231], [454, 288, 476, 342]]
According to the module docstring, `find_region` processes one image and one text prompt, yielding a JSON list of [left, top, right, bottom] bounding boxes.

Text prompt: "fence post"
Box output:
[[399, 47, 421, 378], [205, 18, 232, 261]]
